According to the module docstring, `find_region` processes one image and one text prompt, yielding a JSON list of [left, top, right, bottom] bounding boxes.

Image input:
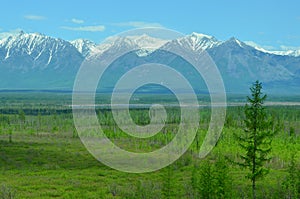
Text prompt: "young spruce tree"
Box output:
[[236, 80, 274, 199]]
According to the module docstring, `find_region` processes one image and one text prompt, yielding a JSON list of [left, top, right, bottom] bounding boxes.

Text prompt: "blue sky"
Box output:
[[1, 0, 300, 50]]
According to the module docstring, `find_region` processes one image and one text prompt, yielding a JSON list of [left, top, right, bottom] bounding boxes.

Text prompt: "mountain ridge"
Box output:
[[1, 31, 300, 57], [0, 31, 299, 94]]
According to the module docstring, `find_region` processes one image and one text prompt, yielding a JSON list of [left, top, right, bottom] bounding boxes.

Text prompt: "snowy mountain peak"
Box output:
[[18, 30, 25, 36], [71, 39, 98, 57], [0, 31, 300, 93], [12, 31, 47, 41], [93, 34, 169, 57], [245, 42, 300, 57], [267, 49, 300, 57], [103, 34, 168, 49], [190, 32, 215, 40], [126, 34, 169, 49], [224, 37, 245, 48], [288, 50, 300, 57], [0, 31, 81, 71], [1, 32, 73, 59], [173, 32, 220, 51]]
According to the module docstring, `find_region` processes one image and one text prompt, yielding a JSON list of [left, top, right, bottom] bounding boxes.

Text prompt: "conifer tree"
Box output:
[[236, 80, 274, 199]]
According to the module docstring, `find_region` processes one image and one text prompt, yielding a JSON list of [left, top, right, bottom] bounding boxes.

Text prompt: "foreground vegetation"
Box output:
[[0, 92, 299, 198]]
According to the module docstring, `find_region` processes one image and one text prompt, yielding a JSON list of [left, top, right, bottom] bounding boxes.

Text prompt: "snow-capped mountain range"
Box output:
[[0, 31, 81, 71], [67, 32, 300, 58], [0, 31, 299, 94], [245, 42, 300, 57]]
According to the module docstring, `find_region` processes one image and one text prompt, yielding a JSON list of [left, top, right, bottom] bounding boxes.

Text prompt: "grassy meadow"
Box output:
[[0, 92, 299, 198]]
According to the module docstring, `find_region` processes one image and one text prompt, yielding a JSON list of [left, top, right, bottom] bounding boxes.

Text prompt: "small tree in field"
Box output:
[[162, 165, 176, 199], [8, 128, 13, 143], [18, 109, 25, 130], [282, 151, 300, 199], [235, 80, 275, 199]]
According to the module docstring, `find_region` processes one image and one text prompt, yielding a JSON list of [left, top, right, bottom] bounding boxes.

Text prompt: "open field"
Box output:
[[0, 92, 299, 198]]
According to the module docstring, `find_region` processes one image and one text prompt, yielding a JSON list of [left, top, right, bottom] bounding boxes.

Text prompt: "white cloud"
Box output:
[[24, 15, 46, 20], [71, 18, 84, 24], [61, 25, 105, 32], [113, 21, 163, 28]]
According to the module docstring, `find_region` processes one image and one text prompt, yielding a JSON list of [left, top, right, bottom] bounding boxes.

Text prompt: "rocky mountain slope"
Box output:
[[0, 31, 299, 94]]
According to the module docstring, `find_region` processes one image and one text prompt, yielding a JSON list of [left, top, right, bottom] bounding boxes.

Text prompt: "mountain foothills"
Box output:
[[0, 31, 299, 94]]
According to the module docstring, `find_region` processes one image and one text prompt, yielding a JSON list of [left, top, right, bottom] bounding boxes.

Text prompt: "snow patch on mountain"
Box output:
[[245, 41, 300, 57], [94, 34, 169, 57], [71, 39, 99, 57], [270, 50, 300, 57], [174, 32, 221, 52], [0, 30, 300, 93], [0, 31, 82, 71], [0, 31, 75, 61], [234, 38, 243, 47]]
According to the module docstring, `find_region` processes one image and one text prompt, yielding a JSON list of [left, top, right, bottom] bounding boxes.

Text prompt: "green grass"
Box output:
[[0, 127, 299, 198], [0, 93, 299, 198]]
